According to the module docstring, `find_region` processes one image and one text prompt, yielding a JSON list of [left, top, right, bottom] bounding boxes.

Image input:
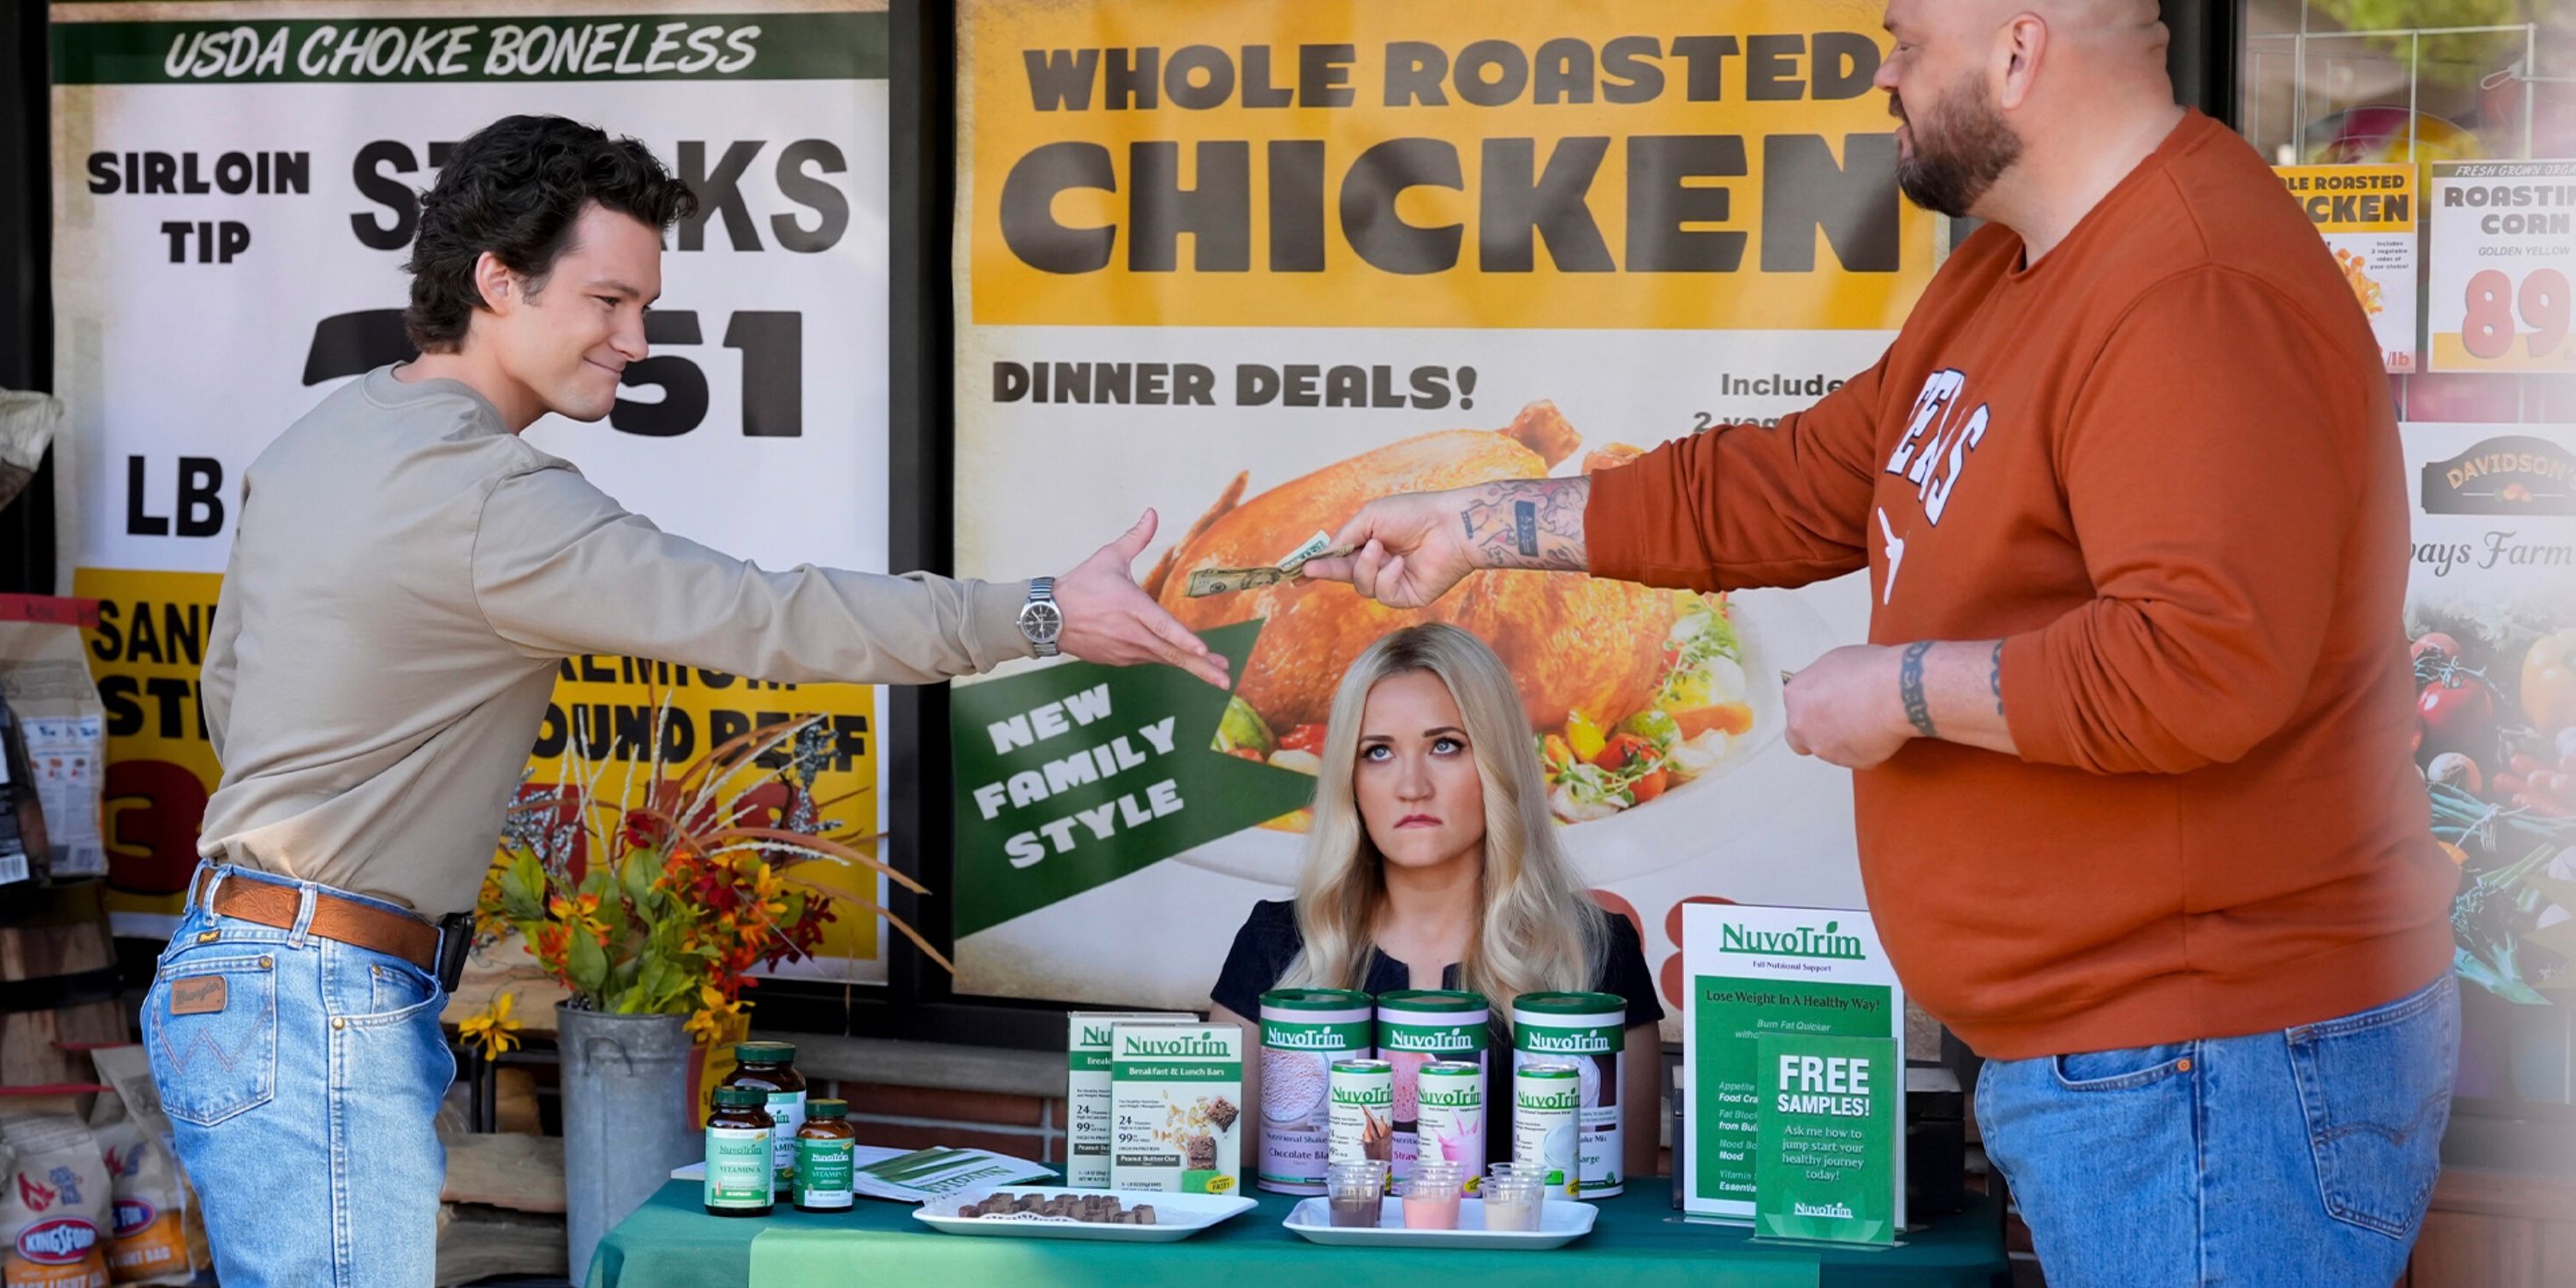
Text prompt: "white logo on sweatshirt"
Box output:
[[1876, 507, 1905, 605], [1884, 369, 1991, 526]]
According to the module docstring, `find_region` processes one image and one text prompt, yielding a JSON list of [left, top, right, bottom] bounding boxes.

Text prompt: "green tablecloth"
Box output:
[[588, 1180, 2009, 1288]]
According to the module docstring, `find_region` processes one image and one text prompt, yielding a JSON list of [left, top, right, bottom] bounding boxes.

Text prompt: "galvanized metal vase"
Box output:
[[559, 1003, 700, 1276]]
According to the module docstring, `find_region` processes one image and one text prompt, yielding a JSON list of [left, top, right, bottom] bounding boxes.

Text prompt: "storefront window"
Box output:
[[2240, 2, 2576, 1124], [2240, 0, 2575, 425]]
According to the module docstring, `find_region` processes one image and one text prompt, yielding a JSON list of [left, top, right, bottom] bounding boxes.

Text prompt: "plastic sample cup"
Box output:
[[1401, 1159, 1465, 1229], [1325, 1159, 1386, 1228], [1480, 1164, 1547, 1232]]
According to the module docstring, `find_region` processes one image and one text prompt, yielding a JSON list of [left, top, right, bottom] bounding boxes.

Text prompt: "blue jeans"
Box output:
[[144, 865, 456, 1286], [1977, 973, 2459, 1288]]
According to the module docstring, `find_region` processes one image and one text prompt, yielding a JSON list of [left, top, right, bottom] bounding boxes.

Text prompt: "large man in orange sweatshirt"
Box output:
[[1311, 2, 2459, 1283]]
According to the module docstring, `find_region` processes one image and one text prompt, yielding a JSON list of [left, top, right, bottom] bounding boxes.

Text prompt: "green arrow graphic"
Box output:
[[951, 620, 1316, 938]]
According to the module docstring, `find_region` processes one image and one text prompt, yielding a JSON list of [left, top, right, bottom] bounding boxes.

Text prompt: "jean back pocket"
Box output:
[[2288, 976, 2459, 1239], [149, 953, 280, 1128]]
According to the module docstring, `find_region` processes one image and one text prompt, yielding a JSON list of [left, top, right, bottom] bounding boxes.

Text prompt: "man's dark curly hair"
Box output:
[[403, 115, 697, 352]]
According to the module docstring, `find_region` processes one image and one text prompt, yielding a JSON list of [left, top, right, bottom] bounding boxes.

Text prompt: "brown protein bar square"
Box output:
[[1185, 1134, 1217, 1171], [1206, 1096, 1239, 1131]]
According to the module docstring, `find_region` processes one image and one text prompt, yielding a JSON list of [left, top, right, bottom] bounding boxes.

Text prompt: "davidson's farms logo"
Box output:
[[2423, 435, 2576, 515]]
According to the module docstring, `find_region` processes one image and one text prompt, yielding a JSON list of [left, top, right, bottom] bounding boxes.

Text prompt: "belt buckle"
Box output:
[[431, 913, 474, 993]]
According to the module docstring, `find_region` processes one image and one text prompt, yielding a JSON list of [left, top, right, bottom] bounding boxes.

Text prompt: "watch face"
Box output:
[[1023, 600, 1063, 643]]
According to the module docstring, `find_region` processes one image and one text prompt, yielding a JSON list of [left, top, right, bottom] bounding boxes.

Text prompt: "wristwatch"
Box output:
[[1017, 577, 1063, 658]]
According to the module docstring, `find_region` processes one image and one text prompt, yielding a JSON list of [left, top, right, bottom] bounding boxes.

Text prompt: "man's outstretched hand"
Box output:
[[1305, 478, 1590, 608], [1053, 509, 1232, 688], [1300, 491, 1487, 609]]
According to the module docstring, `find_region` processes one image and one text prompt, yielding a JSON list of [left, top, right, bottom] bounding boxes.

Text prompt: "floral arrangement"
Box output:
[[458, 704, 949, 1057]]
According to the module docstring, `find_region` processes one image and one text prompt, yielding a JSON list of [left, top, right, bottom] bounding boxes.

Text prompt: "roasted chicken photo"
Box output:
[[1141, 401, 1759, 827]]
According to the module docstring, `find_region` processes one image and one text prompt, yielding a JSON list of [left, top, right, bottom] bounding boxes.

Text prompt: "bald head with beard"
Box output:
[[1874, 0, 2180, 225]]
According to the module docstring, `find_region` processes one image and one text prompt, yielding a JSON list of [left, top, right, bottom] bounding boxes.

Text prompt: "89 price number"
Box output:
[[2459, 267, 2571, 366]]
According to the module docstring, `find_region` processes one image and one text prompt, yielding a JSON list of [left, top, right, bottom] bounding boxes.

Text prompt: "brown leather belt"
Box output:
[[191, 870, 441, 973]]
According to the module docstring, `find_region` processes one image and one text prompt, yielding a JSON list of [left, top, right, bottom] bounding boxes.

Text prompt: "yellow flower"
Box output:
[[685, 984, 737, 1044], [548, 891, 610, 942], [740, 861, 790, 923], [459, 991, 524, 1059]]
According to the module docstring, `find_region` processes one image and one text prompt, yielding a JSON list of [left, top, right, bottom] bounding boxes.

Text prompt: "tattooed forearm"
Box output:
[[1900, 640, 1937, 739], [1887, 639, 2018, 757], [1458, 478, 1589, 572]]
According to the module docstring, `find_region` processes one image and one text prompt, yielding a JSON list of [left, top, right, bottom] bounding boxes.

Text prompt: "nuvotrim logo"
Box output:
[[1718, 919, 1866, 960]]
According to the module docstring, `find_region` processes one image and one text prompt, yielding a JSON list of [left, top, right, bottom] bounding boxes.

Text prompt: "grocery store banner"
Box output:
[[2426, 159, 2576, 375], [951, 0, 1930, 1017], [52, 0, 898, 980], [2401, 423, 2576, 1108]]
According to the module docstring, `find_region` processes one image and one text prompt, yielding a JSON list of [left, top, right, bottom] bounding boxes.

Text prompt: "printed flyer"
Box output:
[[50, 1, 898, 978], [2425, 159, 2576, 375], [2275, 162, 2417, 372], [1681, 902, 1903, 1221], [948, 0, 1935, 1016], [1754, 1032, 1899, 1245]]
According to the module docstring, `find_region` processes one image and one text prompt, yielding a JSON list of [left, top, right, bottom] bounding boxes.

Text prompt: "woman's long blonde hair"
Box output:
[[1277, 623, 1603, 1006]]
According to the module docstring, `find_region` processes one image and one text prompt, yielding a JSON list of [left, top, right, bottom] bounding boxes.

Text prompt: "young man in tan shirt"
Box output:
[[1313, 3, 2458, 1283], [151, 116, 1228, 1285]]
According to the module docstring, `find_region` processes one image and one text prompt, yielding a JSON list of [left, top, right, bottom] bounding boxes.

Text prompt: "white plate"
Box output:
[[912, 1185, 1255, 1243], [1283, 1196, 1598, 1249]]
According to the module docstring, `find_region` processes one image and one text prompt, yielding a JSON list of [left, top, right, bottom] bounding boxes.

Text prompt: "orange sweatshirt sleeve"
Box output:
[[2000, 269, 2363, 775], [1584, 350, 1887, 592]]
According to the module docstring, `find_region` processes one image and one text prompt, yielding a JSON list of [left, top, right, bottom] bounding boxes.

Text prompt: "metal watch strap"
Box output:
[[1025, 577, 1060, 657]]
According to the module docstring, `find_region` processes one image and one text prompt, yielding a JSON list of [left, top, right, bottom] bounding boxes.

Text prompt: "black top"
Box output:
[[1210, 899, 1667, 1026]]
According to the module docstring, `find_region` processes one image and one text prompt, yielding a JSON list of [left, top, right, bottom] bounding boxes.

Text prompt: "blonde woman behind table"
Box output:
[[1209, 623, 1664, 1180]]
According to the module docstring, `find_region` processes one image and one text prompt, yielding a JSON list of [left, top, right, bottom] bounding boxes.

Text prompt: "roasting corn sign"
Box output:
[[952, 0, 1933, 1011], [52, 0, 898, 980]]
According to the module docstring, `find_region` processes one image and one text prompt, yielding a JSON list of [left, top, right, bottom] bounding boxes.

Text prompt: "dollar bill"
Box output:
[[1185, 565, 1300, 596], [1185, 537, 1360, 598], [1274, 529, 1336, 570], [1278, 539, 1356, 574]]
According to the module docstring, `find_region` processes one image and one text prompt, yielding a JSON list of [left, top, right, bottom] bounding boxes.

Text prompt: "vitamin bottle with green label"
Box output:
[[704, 1087, 776, 1217], [719, 1041, 808, 1196], [793, 1098, 858, 1213]]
